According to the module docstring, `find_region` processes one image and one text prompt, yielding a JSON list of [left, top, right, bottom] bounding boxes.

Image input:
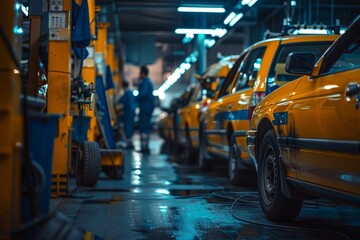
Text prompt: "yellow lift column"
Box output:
[[94, 22, 123, 179], [0, 1, 23, 237], [47, 0, 72, 197], [106, 43, 116, 124]]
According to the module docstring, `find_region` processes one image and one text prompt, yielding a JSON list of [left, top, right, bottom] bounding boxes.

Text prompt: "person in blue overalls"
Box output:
[[136, 66, 155, 154], [119, 80, 136, 149]]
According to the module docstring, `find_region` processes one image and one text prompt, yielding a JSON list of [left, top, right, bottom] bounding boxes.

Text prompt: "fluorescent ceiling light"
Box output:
[[224, 12, 236, 25], [182, 33, 194, 44], [242, 0, 258, 7], [178, 6, 225, 13], [158, 51, 198, 93], [175, 28, 227, 38], [229, 13, 243, 27], [248, 0, 258, 7], [21, 4, 28, 16], [205, 39, 216, 48]]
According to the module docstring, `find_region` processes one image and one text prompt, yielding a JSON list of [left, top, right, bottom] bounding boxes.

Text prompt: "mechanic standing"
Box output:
[[136, 65, 155, 154], [119, 80, 136, 149]]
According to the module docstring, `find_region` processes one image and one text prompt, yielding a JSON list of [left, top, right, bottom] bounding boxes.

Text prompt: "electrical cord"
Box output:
[[229, 193, 352, 240]]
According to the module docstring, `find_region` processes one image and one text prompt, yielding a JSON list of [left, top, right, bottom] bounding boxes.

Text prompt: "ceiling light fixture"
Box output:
[[223, 12, 236, 25], [229, 13, 244, 27], [175, 28, 227, 38], [177, 6, 225, 13], [205, 39, 216, 48], [242, 0, 258, 7], [157, 51, 198, 93], [182, 33, 194, 44]]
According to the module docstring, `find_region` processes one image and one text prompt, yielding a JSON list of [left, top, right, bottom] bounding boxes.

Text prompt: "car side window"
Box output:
[[218, 53, 247, 98], [267, 42, 333, 93], [230, 47, 266, 94], [328, 42, 360, 74]]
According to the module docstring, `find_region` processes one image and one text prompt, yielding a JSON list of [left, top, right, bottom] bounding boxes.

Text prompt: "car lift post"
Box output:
[[47, 0, 72, 197], [0, 1, 23, 237]]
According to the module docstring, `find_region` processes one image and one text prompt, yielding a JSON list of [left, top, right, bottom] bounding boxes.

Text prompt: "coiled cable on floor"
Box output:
[[229, 193, 352, 240]]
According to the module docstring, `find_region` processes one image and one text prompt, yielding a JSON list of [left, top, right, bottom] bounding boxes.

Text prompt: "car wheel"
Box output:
[[198, 127, 212, 171], [228, 137, 242, 185], [77, 141, 101, 186], [184, 130, 192, 164], [228, 136, 251, 186], [258, 129, 303, 221]]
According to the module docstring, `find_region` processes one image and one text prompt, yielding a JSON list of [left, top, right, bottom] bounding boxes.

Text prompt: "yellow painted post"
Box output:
[[47, 0, 72, 197], [94, 23, 118, 125], [95, 22, 109, 64], [0, 0, 23, 236]]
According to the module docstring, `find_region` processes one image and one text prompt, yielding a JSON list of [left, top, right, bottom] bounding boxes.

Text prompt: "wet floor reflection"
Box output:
[[54, 135, 360, 240]]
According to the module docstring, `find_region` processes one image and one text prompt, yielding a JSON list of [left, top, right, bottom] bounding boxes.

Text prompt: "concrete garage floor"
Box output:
[[51, 134, 360, 240]]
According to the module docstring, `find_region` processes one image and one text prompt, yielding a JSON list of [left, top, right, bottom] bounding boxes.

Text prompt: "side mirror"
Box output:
[[285, 52, 315, 75]]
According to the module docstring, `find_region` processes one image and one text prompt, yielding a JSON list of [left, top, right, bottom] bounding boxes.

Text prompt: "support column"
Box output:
[[0, 0, 23, 236], [27, 0, 43, 96], [47, 0, 72, 197], [196, 13, 207, 76], [197, 34, 206, 75]]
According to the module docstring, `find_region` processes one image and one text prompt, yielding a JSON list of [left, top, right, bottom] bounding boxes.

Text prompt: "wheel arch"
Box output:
[[255, 118, 273, 164], [226, 123, 234, 146]]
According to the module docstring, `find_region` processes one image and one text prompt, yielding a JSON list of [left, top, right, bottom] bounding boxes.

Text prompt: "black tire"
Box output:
[[184, 127, 198, 164], [258, 129, 303, 221], [77, 141, 101, 186], [198, 126, 213, 171], [103, 166, 124, 179], [228, 136, 252, 186]]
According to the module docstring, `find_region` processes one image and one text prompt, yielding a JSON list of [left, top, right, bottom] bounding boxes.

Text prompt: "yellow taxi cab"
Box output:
[[177, 56, 239, 163], [157, 86, 197, 153], [157, 111, 174, 143], [246, 16, 360, 221], [199, 33, 338, 185]]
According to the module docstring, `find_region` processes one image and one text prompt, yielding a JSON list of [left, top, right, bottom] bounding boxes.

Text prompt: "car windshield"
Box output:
[[328, 41, 360, 74], [267, 42, 333, 93]]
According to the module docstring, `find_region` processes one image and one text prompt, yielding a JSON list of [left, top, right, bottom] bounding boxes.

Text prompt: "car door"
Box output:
[[204, 54, 246, 156], [208, 48, 267, 157], [223, 47, 267, 154], [287, 26, 360, 195]]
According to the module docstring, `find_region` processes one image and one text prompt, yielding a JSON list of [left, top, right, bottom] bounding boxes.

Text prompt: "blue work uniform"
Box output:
[[137, 77, 155, 134], [120, 89, 136, 139]]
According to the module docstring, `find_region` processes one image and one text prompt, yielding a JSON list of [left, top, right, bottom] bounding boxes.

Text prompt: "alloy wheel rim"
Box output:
[[229, 145, 237, 180], [261, 144, 277, 206]]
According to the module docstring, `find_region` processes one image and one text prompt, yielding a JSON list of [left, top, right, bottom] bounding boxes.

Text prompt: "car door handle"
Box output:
[[228, 104, 232, 110], [216, 107, 220, 111], [345, 82, 360, 110]]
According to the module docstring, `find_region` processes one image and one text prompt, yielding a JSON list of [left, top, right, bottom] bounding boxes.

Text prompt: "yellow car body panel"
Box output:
[[204, 35, 338, 167], [248, 24, 360, 202], [157, 112, 175, 142], [178, 56, 239, 149], [178, 99, 204, 147]]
